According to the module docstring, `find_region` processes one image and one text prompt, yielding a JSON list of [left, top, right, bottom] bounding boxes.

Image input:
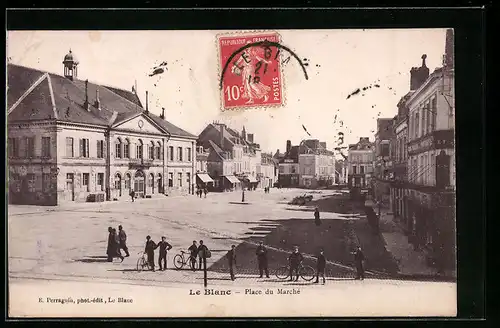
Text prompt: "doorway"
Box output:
[[134, 170, 145, 196], [66, 173, 75, 201], [115, 173, 122, 197], [157, 174, 163, 194]]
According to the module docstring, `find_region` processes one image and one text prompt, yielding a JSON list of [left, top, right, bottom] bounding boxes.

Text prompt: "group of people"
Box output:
[[144, 235, 174, 271], [225, 242, 366, 283], [187, 240, 210, 270], [263, 186, 271, 193], [196, 186, 208, 198], [106, 225, 130, 262], [225, 241, 270, 281]]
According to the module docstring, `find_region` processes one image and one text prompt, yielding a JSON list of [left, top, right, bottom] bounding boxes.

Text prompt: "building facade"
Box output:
[[390, 91, 412, 234], [298, 139, 336, 188], [406, 63, 455, 272], [278, 140, 300, 188], [258, 153, 278, 189], [373, 118, 395, 204], [7, 51, 197, 205], [198, 123, 261, 191], [347, 137, 374, 189], [405, 36, 455, 272]]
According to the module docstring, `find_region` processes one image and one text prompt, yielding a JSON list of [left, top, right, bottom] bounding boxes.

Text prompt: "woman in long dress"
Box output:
[[232, 44, 272, 104]]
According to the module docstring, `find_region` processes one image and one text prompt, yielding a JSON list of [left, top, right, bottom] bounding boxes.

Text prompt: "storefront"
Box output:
[[196, 173, 214, 189]]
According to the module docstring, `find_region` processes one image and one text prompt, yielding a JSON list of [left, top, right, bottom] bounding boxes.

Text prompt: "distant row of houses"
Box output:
[[7, 50, 340, 206]]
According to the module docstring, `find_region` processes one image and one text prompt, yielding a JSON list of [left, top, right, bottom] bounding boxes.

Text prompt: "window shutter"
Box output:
[[79, 139, 83, 157], [103, 140, 107, 158]]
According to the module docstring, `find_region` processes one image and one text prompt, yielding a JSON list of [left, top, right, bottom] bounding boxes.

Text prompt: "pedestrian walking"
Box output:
[[188, 240, 198, 271], [118, 225, 130, 257], [288, 246, 304, 282], [255, 241, 270, 278], [130, 190, 136, 202], [226, 245, 237, 280], [352, 246, 365, 280], [144, 235, 158, 272], [112, 228, 124, 262], [157, 236, 173, 271], [106, 227, 115, 262], [203, 187, 208, 198], [315, 249, 326, 284], [314, 207, 322, 226], [197, 240, 209, 270]]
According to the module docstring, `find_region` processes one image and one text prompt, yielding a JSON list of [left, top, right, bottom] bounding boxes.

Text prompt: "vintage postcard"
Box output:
[[7, 28, 457, 318]]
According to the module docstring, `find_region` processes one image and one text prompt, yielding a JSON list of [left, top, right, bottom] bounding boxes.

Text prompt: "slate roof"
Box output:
[[7, 63, 195, 138]]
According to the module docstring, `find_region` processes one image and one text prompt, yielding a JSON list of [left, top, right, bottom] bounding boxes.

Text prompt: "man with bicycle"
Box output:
[[188, 240, 198, 271], [288, 246, 304, 282]]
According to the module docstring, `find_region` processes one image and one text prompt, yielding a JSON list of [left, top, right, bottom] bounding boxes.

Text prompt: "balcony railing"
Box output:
[[129, 158, 153, 169]]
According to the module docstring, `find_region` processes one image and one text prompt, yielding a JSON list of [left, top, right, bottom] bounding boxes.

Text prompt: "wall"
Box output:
[[166, 137, 196, 195], [56, 124, 107, 202], [110, 130, 166, 200], [8, 122, 58, 205]]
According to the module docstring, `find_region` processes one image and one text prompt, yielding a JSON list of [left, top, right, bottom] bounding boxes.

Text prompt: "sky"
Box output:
[[7, 29, 448, 156]]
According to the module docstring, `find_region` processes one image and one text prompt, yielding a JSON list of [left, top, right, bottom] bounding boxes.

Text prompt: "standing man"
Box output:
[[130, 190, 135, 202], [314, 207, 322, 226], [315, 248, 326, 284], [157, 236, 173, 271], [288, 246, 304, 282], [255, 241, 270, 278], [188, 240, 198, 271], [197, 240, 208, 270], [204, 187, 208, 198], [227, 245, 237, 281], [118, 225, 130, 257], [352, 246, 365, 280], [144, 235, 158, 272]]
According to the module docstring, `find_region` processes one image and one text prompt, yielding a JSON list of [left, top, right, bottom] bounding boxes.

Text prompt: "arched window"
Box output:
[[125, 173, 131, 189], [136, 139, 143, 159], [134, 170, 145, 193], [148, 141, 155, 160], [123, 138, 130, 159], [114, 173, 122, 189], [156, 141, 162, 160], [115, 137, 122, 159]]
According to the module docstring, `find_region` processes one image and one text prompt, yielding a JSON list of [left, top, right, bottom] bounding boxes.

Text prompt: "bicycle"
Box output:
[[275, 262, 316, 282], [173, 250, 197, 270], [136, 252, 151, 272]]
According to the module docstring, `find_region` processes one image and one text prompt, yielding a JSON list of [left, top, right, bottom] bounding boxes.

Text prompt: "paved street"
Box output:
[[9, 189, 358, 285], [8, 188, 456, 317]]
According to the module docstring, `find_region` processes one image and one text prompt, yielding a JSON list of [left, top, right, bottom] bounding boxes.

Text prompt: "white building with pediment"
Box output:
[[7, 50, 197, 205]]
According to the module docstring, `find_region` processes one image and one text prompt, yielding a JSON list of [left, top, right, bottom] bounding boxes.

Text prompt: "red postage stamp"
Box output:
[[218, 32, 284, 111]]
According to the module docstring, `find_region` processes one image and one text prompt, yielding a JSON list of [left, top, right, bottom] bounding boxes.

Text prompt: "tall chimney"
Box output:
[[145, 91, 149, 113], [445, 29, 454, 69], [286, 140, 292, 154], [84, 79, 89, 111], [220, 124, 225, 149], [161, 107, 165, 119], [94, 89, 100, 110]]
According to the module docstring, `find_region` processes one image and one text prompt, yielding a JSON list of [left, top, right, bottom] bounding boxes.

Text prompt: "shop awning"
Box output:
[[247, 175, 258, 183], [224, 175, 241, 184], [197, 173, 214, 183]]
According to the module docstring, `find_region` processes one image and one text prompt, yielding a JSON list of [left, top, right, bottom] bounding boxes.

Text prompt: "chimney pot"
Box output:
[[161, 107, 165, 119], [94, 89, 101, 110]]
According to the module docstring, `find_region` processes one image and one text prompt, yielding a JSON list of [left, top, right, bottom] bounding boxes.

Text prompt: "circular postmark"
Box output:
[[218, 32, 308, 111]]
